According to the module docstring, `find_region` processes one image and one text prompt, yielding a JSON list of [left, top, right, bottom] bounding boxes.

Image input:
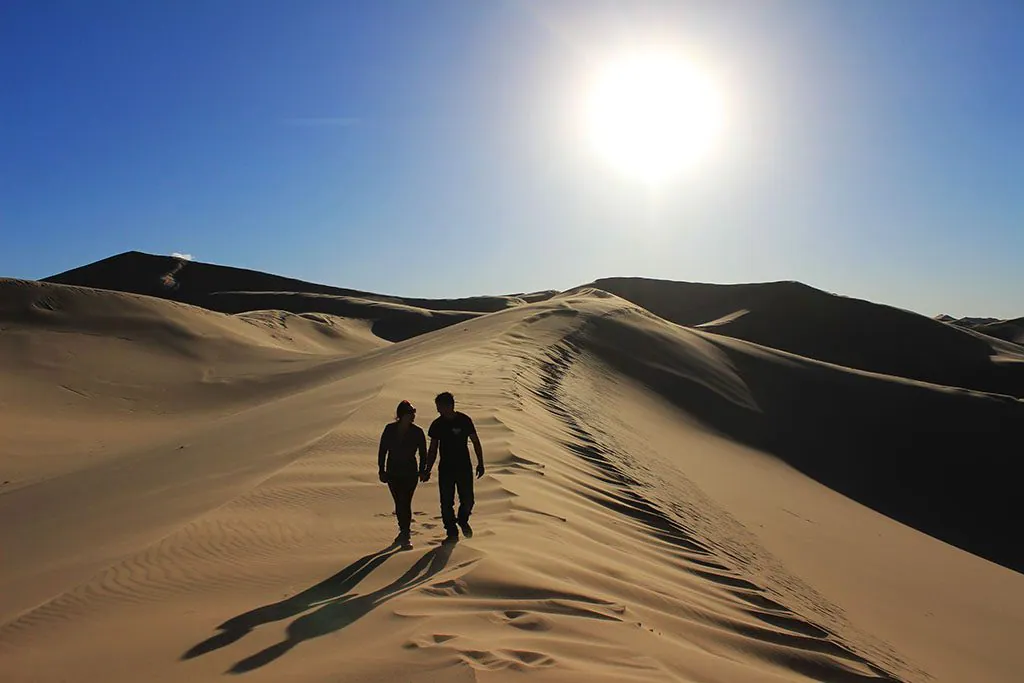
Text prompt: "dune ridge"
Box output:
[[959, 316, 1024, 346], [588, 276, 1024, 398], [45, 250, 534, 312]]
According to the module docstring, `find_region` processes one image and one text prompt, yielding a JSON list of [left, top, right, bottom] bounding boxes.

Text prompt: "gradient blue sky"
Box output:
[[2, 1, 1022, 317]]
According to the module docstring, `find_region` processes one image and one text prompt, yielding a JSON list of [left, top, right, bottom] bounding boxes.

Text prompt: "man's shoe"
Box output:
[[398, 531, 413, 550], [443, 529, 460, 545], [458, 520, 473, 538]]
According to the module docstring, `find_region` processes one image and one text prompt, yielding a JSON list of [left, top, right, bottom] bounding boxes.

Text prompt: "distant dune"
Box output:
[[3, 255, 1022, 683], [45, 250, 530, 313], [942, 314, 1024, 346], [589, 277, 1024, 398], [44, 251, 529, 341], [976, 318, 1024, 345]]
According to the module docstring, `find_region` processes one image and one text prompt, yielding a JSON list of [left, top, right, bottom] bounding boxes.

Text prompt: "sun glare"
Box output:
[[583, 50, 725, 183]]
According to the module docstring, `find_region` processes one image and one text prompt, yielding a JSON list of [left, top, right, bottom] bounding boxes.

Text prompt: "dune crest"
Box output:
[[591, 276, 1024, 397]]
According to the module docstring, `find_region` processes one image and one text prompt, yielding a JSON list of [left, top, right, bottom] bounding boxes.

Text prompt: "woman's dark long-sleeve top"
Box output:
[[378, 422, 426, 477]]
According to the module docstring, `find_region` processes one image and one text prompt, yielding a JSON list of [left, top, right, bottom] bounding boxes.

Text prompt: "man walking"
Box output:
[[421, 392, 484, 543]]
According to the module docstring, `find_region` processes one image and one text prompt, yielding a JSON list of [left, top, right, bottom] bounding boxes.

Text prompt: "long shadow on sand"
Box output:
[[182, 543, 454, 674]]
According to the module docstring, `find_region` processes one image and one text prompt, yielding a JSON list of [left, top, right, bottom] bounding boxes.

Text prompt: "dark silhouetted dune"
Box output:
[[953, 316, 1002, 328], [569, 302, 1024, 572], [974, 318, 1024, 346], [589, 276, 1024, 397], [937, 314, 1024, 346], [45, 250, 530, 314], [44, 251, 530, 341]]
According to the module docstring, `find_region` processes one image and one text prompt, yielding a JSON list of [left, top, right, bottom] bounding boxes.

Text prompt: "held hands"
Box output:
[[413, 466, 480, 480]]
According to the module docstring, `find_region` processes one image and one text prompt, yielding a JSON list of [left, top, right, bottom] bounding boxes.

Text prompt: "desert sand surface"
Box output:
[[3, 253, 1023, 683]]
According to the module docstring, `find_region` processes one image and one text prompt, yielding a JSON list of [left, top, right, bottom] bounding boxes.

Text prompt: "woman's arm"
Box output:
[[377, 425, 390, 482], [417, 429, 427, 474]]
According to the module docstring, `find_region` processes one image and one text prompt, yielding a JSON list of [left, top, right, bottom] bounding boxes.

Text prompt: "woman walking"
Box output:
[[377, 400, 426, 549]]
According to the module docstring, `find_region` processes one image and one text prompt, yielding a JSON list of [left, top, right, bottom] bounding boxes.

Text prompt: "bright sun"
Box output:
[[583, 50, 725, 183]]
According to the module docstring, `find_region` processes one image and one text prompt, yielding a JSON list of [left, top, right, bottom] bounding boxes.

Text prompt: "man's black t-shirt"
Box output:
[[428, 412, 476, 471]]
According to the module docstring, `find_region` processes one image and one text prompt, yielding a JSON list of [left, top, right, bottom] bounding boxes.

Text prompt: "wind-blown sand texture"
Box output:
[[2, 253, 1022, 683]]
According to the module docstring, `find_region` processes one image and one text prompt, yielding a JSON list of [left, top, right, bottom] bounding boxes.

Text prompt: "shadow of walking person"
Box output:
[[229, 544, 455, 674], [182, 543, 399, 661]]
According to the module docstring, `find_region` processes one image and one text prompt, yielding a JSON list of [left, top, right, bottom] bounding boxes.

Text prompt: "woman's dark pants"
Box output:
[[387, 476, 418, 534]]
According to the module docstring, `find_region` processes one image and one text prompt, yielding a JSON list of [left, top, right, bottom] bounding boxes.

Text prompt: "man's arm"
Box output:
[[377, 427, 389, 482], [470, 433, 485, 478], [421, 438, 438, 481]]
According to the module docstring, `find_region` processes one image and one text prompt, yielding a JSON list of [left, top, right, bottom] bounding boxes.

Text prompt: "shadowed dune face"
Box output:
[[44, 251, 528, 309], [569, 306, 1024, 572], [940, 314, 1024, 346], [206, 291, 480, 342], [974, 318, 1024, 345], [42, 251, 528, 342], [590, 277, 1024, 398]]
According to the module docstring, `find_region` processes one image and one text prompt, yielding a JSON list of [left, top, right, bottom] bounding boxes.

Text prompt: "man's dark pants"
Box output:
[[438, 464, 474, 532]]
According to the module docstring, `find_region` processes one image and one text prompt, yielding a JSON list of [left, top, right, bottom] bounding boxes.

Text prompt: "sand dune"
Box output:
[[2, 267, 1022, 683], [557, 303, 1023, 570], [969, 318, 1024, 346], [44, 251, 540, 342], [206, 291, 481, 342], [45, 250, 531, 314], [938, 315, 1024, 345], [590, 277, 1024, 398]]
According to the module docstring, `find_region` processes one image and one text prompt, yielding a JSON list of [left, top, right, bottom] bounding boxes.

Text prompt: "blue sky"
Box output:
[[2, 1, 1022, 317]]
